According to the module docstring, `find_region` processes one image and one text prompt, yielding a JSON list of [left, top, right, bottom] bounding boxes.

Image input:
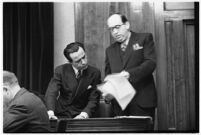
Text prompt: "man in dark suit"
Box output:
[[45, 42, 101, 119], [3, 71, 50, 133], [104, 13, 157, 119]]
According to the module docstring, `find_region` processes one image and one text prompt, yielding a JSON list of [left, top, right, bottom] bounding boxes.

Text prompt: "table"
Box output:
[[50, 116, 153, 133]]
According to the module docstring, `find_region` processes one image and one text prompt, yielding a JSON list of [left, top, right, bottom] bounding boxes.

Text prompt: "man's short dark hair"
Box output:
[[3, 71, 18, 86], [121, 14, 128, 23], [63, 42, 85, 62]]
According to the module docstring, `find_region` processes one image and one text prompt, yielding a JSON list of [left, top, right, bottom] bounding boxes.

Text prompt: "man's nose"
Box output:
[[81, 59, 86, 65], [112, 28, 118, 34]]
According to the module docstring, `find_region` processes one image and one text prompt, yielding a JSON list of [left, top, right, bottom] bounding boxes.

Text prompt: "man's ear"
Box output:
[[3, 84, 11, 93], [125, 22, 130, 30], [3, 86, 9, 92]]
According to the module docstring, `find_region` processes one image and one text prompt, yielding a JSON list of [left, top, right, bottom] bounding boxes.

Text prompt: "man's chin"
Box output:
[[115, 38, 124, 43], [82, 65, 88, 70]]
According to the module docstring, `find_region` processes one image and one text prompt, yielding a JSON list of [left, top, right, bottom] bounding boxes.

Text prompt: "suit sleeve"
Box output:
[[105, 49, 111, 76], [45, 67, 61, 111], [4, 105, 29, 132], [82, 70, 101, 117], [127, 33, 156, 83]]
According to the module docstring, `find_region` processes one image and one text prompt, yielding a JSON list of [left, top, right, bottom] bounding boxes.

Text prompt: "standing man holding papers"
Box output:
[[104, 13, 157, 120]]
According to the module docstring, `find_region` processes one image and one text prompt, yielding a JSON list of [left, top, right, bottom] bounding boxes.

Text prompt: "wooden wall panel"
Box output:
[[184, 21, 195, 130], [74, 3, 84, 43], [165, 20, 195, 131], [157, 1, 195, 131], [164, 2, 194, 11], [165, 21, 176, 130], [83, 2, 110, 76], [129, 2, 155, 34], [172, 20, 188, 130], [154, 2, 168, 130], [75, 2, 110, 78]]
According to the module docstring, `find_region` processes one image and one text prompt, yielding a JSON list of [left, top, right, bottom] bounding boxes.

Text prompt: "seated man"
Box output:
[[45, 42, 101, 119], [3, 71, 50, 133]]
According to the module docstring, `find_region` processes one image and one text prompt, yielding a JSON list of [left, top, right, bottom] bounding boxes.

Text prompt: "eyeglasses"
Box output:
[[108, 24, 124, 32]]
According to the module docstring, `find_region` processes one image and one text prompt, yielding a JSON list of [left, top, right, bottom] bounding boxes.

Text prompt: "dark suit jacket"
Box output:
[[45, 64, 101, 118], [105, 31, 157, 108], [3, 88, 50, 133]]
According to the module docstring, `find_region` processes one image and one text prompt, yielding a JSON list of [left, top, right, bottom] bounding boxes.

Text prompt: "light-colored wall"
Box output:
[[54, 3, 75, 68]]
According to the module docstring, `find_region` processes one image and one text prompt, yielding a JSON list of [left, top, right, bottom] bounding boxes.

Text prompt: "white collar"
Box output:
[[72, 65, 79, 76]]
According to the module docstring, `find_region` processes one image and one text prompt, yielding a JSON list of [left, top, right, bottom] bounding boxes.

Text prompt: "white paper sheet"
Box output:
[[97, 73, 136, 110]]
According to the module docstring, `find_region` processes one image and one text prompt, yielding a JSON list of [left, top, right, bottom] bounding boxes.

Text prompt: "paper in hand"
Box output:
[[97, 73, 136, 110]]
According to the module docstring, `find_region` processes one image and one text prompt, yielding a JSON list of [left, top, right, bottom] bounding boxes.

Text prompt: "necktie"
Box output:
[[76, 70, 82, 79], [121, 43, 127, 51]]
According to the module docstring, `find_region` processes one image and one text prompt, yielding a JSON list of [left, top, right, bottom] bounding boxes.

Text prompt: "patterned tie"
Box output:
[[121, 43, 127, 51]]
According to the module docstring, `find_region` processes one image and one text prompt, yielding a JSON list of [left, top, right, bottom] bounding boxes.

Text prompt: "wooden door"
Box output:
[[155, 2, 195, 131]]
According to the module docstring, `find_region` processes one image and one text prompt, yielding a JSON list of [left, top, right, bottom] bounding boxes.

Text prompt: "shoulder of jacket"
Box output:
[[134, 32, 152, 38], [55, 63, 71, 71], [106, 42, 118, 51], [88, 65, 100, 73], [87, 66, 101, 77]]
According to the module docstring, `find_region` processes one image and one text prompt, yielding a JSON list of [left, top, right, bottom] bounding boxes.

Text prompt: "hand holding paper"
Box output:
[[97, 73, 136, 110], [102, 93, 114, 103], [119, 70, 130, 79]]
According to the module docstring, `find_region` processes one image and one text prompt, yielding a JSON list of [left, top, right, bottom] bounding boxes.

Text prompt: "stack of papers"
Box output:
[[97, 73, 136, 110]]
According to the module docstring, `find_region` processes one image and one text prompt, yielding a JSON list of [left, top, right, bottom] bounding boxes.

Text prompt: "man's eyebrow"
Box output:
[[75, 55, 85, 63]]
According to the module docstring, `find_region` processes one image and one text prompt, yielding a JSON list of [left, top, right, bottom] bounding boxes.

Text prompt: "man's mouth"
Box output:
[[82, 65, 88, 70], [115, 35, 122, 39]]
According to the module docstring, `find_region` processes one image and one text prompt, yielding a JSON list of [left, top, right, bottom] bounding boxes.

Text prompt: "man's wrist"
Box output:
[[47, 110, 55, 116]]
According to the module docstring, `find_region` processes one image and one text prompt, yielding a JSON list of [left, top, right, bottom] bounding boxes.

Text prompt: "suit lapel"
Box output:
[[123, 32, 138, 68], [71, 68, 90, 101], [68, 66, 79, 98], [113, 42, 124, 66]]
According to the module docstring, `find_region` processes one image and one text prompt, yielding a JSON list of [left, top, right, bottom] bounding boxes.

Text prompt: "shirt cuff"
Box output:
[[80, 112, 89, 118], [48, 110, 55, 116]]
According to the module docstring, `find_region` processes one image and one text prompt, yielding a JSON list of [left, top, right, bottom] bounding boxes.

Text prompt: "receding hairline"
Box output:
[[107, 14, 121, 22]]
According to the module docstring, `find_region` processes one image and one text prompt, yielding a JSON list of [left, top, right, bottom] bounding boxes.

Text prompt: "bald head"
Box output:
[[107, 14, 128, 27], [107, 13, 130, 43], [3, 71, 20, 106], [3, 71, 18, 86]]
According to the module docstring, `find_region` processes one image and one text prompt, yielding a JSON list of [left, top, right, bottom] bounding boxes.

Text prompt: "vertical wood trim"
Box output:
[[184, 21, 195, 130], [165, 21, 177, 129], [154, 2, 168, 130], [172, 20, 188, 130], [74, 2, 84, 43]]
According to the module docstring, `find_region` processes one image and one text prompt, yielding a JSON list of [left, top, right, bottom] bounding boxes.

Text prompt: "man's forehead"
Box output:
[[107, 14, 122, 27], [70, 47, 85, 61]]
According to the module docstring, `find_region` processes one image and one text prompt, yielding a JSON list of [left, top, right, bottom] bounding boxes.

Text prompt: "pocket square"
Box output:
[[87, 85, 92, 89], [133, 43, 143, 50]]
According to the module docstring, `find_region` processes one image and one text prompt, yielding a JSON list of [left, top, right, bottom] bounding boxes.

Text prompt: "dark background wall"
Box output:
[[3, 3, 54, 95]]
